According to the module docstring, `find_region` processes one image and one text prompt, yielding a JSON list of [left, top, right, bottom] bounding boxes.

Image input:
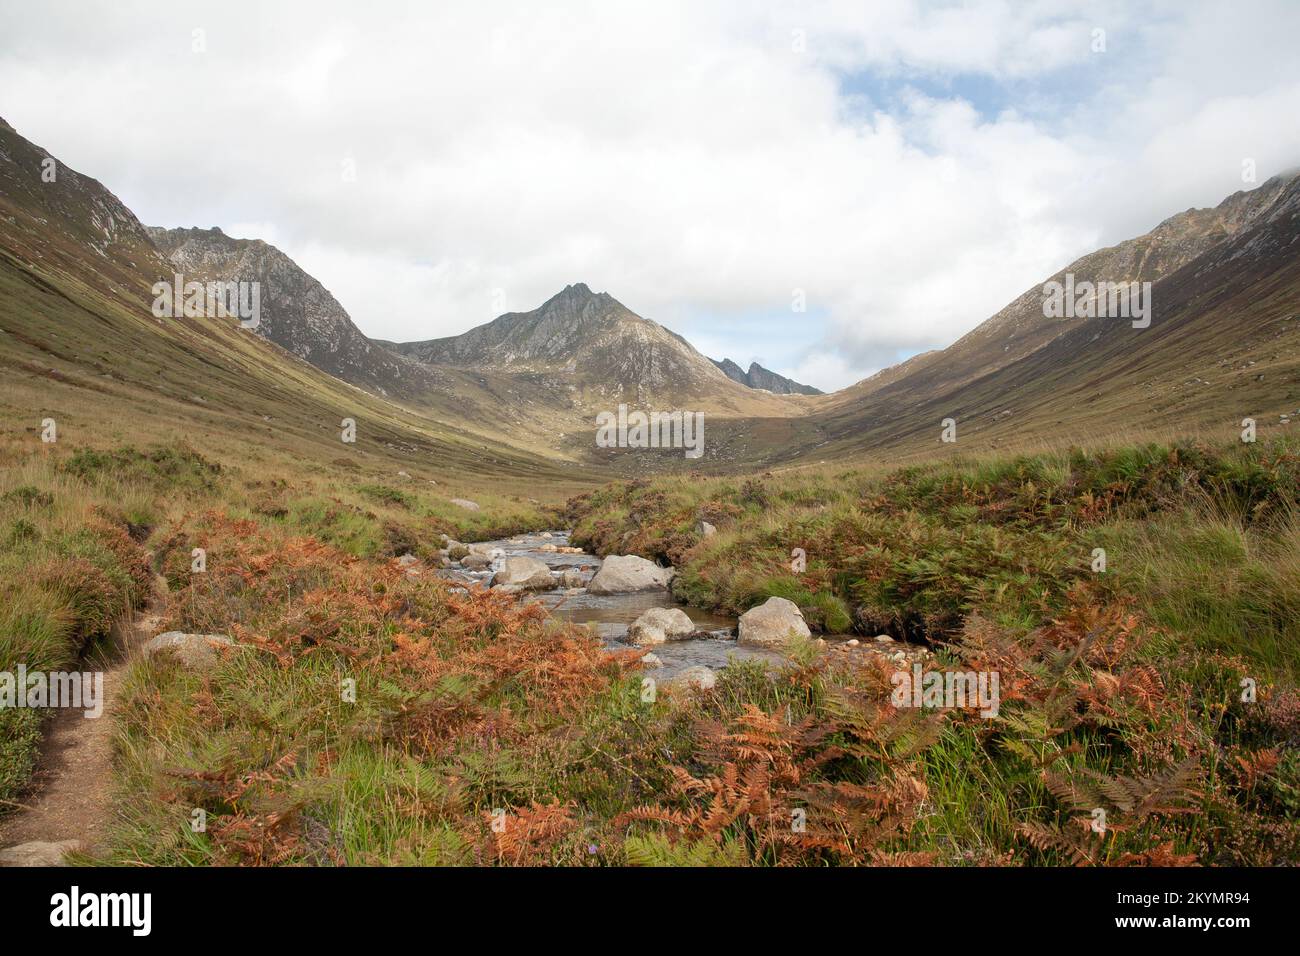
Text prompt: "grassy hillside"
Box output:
[[3, 435, 1292, 865]]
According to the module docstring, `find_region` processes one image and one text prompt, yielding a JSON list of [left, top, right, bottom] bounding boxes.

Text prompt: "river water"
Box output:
[[435, 530, 784, 680]]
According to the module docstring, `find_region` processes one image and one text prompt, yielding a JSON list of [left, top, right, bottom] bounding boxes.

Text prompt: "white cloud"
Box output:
[[1, 0, 1298, 391]]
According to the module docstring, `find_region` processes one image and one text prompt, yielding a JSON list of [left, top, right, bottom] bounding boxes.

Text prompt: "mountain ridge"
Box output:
[[710, 357, 822, 395]]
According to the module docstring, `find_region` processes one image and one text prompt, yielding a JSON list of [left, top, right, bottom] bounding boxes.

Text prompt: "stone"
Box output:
[[460, 553, 493, 570], [0, 840, 82, 867], [641, 653, 664, 668], [396, 553, 419, 568], [873, 634, 894, 643], [588, 555, 675, 594], [672, 666, 716, 691], [142, 631, 236, 669], [491, 556, 558, 591], [560, 569, 585, 588], [625, 607, 695, 646], [697, 520, 717, 538], [737, 597, 811, 648], [449, 498, 480, 511]]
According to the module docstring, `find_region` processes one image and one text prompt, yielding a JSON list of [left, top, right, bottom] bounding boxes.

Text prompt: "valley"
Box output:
[[1, 112, 1297, 869]]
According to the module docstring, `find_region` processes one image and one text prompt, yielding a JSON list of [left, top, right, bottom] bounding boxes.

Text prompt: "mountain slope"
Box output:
[[146, 226, 444, 400], [387, 282, 809, 417], [711, 357, 823, 395], [772, 171, 1300, 463], [828, 173, 1300, 410], [0, 117, 590, 487]]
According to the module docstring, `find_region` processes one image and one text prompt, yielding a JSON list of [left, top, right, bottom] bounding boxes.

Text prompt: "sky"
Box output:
[[2, 0, 1299, 391]]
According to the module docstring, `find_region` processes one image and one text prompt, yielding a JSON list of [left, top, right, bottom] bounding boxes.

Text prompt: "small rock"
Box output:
[[541, 532, 553, 539], [460, 554, 493, 570], [845, 639, 859, 647], [396, 553, 419, 568], [450, 498, 480, 511], [672, 666, 716, 691], [641, 653, 664, 668], [873, 634, 894, 643], [0, 840, 82, 866], [560, 569, 585, 588], [697, 521, 717, 538], [142, 632, 236, 669]]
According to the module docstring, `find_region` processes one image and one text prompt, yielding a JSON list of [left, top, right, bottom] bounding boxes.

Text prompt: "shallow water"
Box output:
[[442, 530, 783, 679]]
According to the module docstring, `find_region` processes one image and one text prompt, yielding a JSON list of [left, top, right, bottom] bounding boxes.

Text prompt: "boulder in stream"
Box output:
[[737, 597, 811, 648], [625, 607, 695, 645], [491, 556, 558, 591], [588, 555, 675, 594]]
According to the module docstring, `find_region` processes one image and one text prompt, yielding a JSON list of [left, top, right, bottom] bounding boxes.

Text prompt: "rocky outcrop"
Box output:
[[625, 607, 695, 645], [588, 555, 675, 594], [737, 597, 811, 648]]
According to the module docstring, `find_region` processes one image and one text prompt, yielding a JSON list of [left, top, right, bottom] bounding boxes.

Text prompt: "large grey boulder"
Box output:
[[737, 597, 811, 648], [491, 556, 558, 591], [625, 607, 695, 646], [142, 632, 236, 669], [588, 555, 675, 594]]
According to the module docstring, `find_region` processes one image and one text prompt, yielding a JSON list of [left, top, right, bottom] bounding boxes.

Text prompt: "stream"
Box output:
[[435, 529, 785, 681]]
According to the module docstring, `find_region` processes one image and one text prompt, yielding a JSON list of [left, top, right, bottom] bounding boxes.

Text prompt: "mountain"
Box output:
[[5, 111, 1296, 479], [0, 116, 585, 485], [386, 283, 808, 416], [711, 357, 822, 395], [146, 225, 443, 400], [828, 173, 1300, 412], [760, 170, 1300, 463]]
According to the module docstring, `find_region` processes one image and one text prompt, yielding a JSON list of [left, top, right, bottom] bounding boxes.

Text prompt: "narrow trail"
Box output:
[[0, 588, 163, 865]]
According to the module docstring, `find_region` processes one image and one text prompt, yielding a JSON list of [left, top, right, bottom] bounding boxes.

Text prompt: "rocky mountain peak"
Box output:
[[710, 356, 822, 395]]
